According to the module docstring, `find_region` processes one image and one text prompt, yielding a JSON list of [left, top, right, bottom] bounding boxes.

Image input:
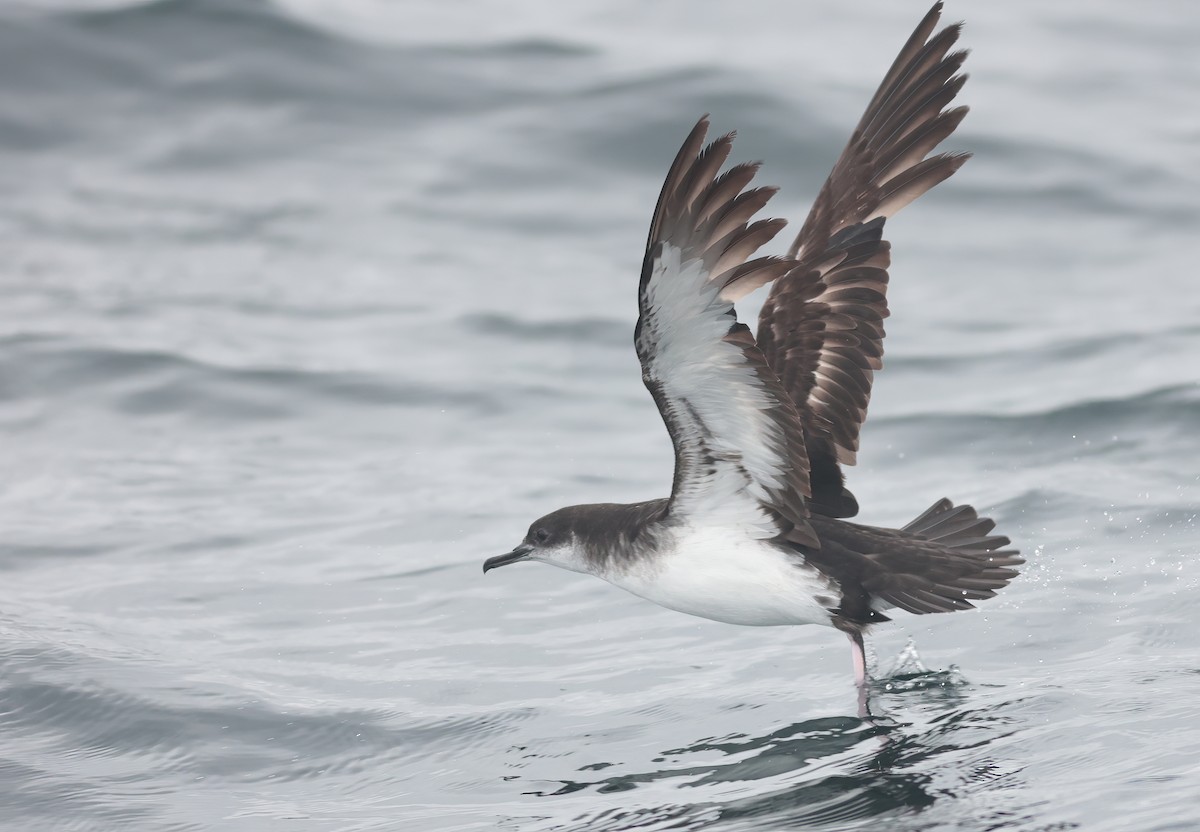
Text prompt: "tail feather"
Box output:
[[902, 496, 1011, 551], [865, 498, 1023, 616], [901, 496, 954, 532]]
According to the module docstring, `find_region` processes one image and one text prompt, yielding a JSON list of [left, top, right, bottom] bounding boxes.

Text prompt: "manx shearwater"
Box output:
[[484, 2, 1022, 703]]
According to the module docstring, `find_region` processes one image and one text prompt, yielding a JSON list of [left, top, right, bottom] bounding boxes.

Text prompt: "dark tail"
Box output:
[[861, 498, 1023, 616]]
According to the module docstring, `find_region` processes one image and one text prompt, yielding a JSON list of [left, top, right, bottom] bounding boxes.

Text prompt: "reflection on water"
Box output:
[[524, 670, 1030, 832]]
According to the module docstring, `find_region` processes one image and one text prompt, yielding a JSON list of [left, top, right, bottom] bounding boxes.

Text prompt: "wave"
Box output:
[[460, 312, 628, 346], [0, 337, 498, 422], [873, 384, 1200, 441], [0, 641, 531, 825]]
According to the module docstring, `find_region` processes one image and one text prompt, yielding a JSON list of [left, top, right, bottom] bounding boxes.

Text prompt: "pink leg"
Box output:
[[849, 631, 867, 688], [847, 630, 870, 718]]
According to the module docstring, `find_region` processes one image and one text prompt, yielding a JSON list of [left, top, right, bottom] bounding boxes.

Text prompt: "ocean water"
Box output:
[[1, 0, 1198, 829]]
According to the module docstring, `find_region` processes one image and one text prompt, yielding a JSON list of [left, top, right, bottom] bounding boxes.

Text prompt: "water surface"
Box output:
[[1, 0, 1198, 829]]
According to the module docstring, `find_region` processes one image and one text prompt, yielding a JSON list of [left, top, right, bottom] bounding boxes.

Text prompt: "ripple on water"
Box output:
[[2, 0, 1199, 829], [0, 337, 500, 424]]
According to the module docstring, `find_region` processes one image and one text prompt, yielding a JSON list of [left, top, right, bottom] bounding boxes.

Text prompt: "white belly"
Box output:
[[604, 527, 837, 627]]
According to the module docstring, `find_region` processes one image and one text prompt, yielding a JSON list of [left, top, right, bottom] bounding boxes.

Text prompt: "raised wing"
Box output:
[[635, 118, 819, 549], [757, 1, 971, 518]]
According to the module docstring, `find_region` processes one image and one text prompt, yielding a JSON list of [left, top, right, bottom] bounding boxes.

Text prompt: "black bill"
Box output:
[[483, 543, 534, 573]]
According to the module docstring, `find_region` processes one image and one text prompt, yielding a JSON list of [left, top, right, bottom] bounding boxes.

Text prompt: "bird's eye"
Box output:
[[534, 528, 550, 544]]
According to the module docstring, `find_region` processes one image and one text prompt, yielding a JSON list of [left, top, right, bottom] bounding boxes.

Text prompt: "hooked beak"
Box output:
[[483, 543, 534, 573]]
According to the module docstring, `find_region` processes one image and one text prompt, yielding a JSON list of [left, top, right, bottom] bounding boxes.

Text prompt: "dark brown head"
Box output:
[[483, 500, 668, 576], [482, 506, 594, 575]]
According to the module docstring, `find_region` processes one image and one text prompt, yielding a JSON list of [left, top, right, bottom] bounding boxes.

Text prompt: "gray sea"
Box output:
[[2, 0, 1198, 829]]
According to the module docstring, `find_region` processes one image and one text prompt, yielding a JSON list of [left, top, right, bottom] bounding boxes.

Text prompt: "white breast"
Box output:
[[603, 526, 837, 627]]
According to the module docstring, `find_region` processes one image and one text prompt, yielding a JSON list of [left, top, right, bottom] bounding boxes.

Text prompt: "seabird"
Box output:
[[484, 3, 1022, 704]]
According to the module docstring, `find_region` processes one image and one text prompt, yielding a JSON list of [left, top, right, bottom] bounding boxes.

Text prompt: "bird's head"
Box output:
[[483, 506, 592, 575]]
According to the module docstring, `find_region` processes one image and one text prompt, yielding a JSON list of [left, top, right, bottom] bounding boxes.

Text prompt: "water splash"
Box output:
[[876, 639, 969, 694]]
